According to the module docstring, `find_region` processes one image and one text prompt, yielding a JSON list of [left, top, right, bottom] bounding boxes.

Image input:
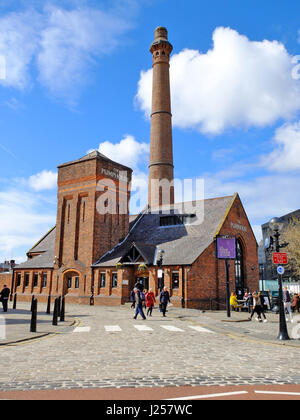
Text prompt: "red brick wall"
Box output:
[[0, 273, 12, 291]]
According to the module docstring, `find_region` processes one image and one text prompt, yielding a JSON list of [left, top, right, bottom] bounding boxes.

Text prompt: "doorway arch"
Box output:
[[62, 269, 82, 296]]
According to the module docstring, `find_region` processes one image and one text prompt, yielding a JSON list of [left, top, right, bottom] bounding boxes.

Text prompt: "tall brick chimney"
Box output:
[[148, 27, 174, 209]]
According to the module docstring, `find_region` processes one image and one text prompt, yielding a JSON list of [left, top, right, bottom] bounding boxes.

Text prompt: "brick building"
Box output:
[[10, 27, 259, 309]]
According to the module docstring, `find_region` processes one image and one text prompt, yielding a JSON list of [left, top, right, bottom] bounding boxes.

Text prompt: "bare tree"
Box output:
[[281, 217, 300, 278]]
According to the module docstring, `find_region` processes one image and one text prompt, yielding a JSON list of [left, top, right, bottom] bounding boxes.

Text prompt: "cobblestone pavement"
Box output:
[[0, 303, 300, 392]]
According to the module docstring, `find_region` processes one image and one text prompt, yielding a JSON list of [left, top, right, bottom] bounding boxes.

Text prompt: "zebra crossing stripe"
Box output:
[[160, 325, 184, 332], [134, 325, 154, 331], [188, 326, 215, 334], [105, 326, 122, 332], [73, 326, 91, 333]]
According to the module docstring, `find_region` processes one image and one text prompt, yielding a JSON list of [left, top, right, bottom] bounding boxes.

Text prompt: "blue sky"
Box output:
[[1, 0, 300, 262]]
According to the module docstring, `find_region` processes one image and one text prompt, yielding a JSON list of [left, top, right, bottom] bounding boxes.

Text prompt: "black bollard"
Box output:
[[30, 299, 38, 333], [46, 295, 51, 314], [31, 295, 35, 312], [13, 293, 17, 310], [60, 297, 65, 322], [52, 298, 58, 326], [57, 296, 61, 318]]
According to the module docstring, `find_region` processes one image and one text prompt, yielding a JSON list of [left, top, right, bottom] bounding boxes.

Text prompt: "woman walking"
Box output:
[[145, 289, 156, 317], [248, 292, 263, 322]]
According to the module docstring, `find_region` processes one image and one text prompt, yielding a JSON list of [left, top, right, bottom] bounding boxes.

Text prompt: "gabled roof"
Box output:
[[93, 195, 235, 267]]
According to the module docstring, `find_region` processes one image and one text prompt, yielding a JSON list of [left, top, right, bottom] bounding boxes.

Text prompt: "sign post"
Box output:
[[217, 237, 236, 318]]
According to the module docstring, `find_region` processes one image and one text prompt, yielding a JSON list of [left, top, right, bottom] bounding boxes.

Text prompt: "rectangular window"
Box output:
[[33, 273, 38, 287], [25, 273, 30, 287], [17, 273, 21, 287], [75, 277, 79, 289], [172, 271, 180, 289], [112, 272, 118, 288], [67, 276, 72, 289], [100, 273, 106, 288], [42, 274, 47, 288]]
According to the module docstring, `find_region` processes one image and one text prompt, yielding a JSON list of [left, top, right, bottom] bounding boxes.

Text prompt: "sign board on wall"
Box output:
[[217, 237, 236, 260]]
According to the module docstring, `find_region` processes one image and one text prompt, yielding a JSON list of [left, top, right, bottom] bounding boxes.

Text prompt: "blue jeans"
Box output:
[[135, 304, 146, 319]]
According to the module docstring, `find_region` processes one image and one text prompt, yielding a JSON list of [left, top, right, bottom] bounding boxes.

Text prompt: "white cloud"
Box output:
[[96, 135, 149, 170], [0, 4, 132, 99], [0, 189, 55, 260], [37, 5, 131, 99], [262, 121, 300, 172], [137, 27, 300, 134], [28, 170, 57, 191], [0, 10, 41, 89]]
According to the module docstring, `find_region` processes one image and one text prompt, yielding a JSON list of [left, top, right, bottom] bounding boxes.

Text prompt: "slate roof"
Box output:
[[57, 150, 132, 171], [93, 195, 235, 267], [17, 227, 56, 269]]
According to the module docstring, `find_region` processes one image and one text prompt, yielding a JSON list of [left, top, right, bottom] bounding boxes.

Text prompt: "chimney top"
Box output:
[[154, 27, 168, 41]]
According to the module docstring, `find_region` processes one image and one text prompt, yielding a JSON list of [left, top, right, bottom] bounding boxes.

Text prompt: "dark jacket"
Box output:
[[0, 287, 10, 299], [134, 282, 144, 292], [160, 290, 170, 305], [284, 290, 291, 303]]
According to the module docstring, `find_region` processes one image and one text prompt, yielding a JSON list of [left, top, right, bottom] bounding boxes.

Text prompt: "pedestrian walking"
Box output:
[[248, 292, 263, 322], [146, 289, 156, 317], [0, 285, 10, 313], [130, 289, 136, 309], [291, 293, 300, 313], [258, 292, 268, 322], [283, 287, 294, 323], [160, 287, 170, 317], [133, 288, 146, 320]]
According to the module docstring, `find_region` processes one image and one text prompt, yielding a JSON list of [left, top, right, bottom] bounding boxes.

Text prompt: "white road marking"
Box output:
[[105, 326, 122, 332], [255, 391, 300, 397], [160, 325, 184, 332], [188, 326, 215, 334], [73, 327, 91, 333], [166, 391, 249, 400], [134, 325, 154, 331]]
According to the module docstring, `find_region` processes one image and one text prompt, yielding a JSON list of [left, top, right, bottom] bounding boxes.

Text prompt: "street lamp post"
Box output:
[[157, 249, 165, 292], [269, 217, 290, 341]]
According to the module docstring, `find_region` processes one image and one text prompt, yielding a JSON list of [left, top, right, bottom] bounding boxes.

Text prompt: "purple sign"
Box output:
[[217, 237, 236, 259]]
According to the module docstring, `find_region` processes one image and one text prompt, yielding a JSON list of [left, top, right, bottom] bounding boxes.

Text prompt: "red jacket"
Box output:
[[145, 292, 156, 308]]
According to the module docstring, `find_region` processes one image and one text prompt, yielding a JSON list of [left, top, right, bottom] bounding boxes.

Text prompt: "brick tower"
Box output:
[[148, 27, 174, 209], [53, 151, 132, 301]]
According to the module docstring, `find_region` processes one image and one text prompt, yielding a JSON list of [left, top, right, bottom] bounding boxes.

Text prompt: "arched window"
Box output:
[[235, 240, 245, 298]]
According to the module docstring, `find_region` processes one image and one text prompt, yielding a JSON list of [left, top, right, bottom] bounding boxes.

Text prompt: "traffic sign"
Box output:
[[277, 266, 285, 275], [273, 253, 288, 265]]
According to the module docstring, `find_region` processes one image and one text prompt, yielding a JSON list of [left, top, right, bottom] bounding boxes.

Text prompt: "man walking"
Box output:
[[0, 285, 10, 313], [160, 287, 170, 317], [283, 287, 294, 323], [133, 288, 146, 320]]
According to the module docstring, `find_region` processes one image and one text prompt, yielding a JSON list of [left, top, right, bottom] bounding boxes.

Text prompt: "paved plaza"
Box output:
[[0, 301, 300, 395]]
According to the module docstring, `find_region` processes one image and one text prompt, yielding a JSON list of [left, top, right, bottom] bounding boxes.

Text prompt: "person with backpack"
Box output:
[[133, 288, 146, 320], [146, 289, 156, 317]]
